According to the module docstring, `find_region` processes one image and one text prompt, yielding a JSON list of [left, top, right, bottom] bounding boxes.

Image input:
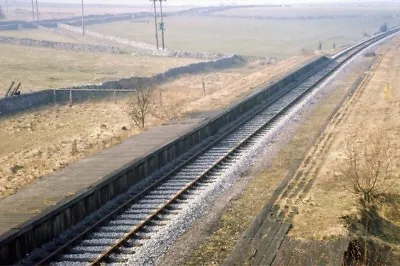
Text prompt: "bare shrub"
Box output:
[[339, 132, 399, 265], [127, 88, 154, 128], [380, 23, 388, 33], [318, 41, 323, 51], [338, 133, 397, 205]]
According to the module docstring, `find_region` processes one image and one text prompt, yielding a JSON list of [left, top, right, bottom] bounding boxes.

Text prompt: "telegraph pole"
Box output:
[[31, 0, 35, 21], [159, 0, 166, 50], [81, 0, 84, 35], [150, 0, 159, 50], [35, 0, 39, 21]]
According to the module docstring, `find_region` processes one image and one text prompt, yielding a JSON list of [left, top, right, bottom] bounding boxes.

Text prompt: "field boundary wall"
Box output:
[[0, 55, 243, 117], [0, 36, 120, 53]]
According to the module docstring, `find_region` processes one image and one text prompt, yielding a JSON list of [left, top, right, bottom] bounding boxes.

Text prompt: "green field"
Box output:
[[88, 15, 399, 57]]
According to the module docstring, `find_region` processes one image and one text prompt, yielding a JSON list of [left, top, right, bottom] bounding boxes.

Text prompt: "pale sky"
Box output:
[[23, 0, 398, 6]]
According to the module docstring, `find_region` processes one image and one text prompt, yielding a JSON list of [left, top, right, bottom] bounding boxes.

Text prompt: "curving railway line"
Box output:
[[17, 28, 400, 266]]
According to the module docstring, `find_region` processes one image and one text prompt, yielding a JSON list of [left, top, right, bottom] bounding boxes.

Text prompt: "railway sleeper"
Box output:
[[79, 238, 117, 246], [107, 219, 145, 227], [107, 253, 129, 263], [89, 231, 125, 239], [124, 209, 156, 215], [97, 225, 132, 233], [128, 203, 160, 209], [148, 190, 179, 195], [138, 198, 169, 204], [135, 231, 153, 239], [117, 213, 150, 221], [165, 203, 183, 211], [57, 253, 98, 262], [117, 246, 138, 254], [69, 245, 108, 254], [173, 177, 198, 182], [198, 179, 216, 184], [125, 239, 145, 248]]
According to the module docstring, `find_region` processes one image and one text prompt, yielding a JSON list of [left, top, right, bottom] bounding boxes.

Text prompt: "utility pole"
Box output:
[[35, 0, 39, 21], [31, 0, 35, 21], [150, 0, 159, 50], [81, 0, 85, 35], [159, 0, 166, 50]]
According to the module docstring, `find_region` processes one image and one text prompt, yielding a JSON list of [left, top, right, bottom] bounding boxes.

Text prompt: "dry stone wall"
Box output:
[[0, 89, 135, 116], [0, 36, 120, 54], [58, 23, 229, 60], [0, 55, 243, 116], [58, 23, 160, 54]]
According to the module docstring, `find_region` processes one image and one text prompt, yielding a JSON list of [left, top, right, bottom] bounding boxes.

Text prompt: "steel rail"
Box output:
[[32, 39, 327, 266], [90, 33, 392, 264], [31, 26, 399, 266]]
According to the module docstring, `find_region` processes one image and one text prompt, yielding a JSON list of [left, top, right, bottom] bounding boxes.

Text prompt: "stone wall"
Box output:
[[0, 89, 135, 117], [58, 23, 229, 59], [0, 55, 243, 116], [0, 36, 120, 54], [60, 55, 243, 91], [58, 23, 164, 55]]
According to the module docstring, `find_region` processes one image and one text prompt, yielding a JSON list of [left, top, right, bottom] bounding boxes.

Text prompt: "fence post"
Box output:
[[69, 90, 73, 106], [5, 81, 15, 97]]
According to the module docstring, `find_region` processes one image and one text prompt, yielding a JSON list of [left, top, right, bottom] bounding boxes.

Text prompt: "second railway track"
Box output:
[[19, 28, 399, 266]]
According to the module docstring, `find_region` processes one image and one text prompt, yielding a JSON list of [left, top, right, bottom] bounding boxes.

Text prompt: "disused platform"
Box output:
[[0, 55, 332, 265], [0, 120, 201, 235]]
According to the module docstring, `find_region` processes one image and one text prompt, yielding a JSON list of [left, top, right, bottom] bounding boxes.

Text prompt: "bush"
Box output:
[[337, 133, 397, 205], [380, 23, 388, 33], [127, 88, 154, 128]]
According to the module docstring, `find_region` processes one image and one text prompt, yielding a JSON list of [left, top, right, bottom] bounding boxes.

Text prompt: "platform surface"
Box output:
[[0, 119, 201, 235]]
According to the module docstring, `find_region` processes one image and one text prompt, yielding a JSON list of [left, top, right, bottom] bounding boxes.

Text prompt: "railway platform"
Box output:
[[0, 119, 201, 236]]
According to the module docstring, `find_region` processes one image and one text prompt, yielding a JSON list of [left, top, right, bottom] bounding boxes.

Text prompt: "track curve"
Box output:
[[19, 27, 400, 266]]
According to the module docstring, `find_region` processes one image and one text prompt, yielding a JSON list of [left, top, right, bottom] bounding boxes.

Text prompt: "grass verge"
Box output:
[[184, 58, 372, 265]]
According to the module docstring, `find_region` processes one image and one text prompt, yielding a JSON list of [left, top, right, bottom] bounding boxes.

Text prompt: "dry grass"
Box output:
[[0, 28, 140, 53], [0, 28, 88, 43], [183, 50, 374, 266], [214, 4, 400, 17], [0, 55, 308, 199], [290, 37, 400, 242], [156, 56, 309, 117], [0, 44, 198, 92], [89, 14, 398, 57], [0, 101, 135, 198]]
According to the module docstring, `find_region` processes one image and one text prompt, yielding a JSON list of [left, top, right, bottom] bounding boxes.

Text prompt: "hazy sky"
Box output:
[[28, 0, 396, 6]]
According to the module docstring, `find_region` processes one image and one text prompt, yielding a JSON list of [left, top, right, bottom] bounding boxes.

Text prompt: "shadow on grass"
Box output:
[[343, 194, 400, 265]]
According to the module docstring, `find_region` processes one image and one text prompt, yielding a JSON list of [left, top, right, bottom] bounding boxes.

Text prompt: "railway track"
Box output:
[[20, 29, 399, 266]]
